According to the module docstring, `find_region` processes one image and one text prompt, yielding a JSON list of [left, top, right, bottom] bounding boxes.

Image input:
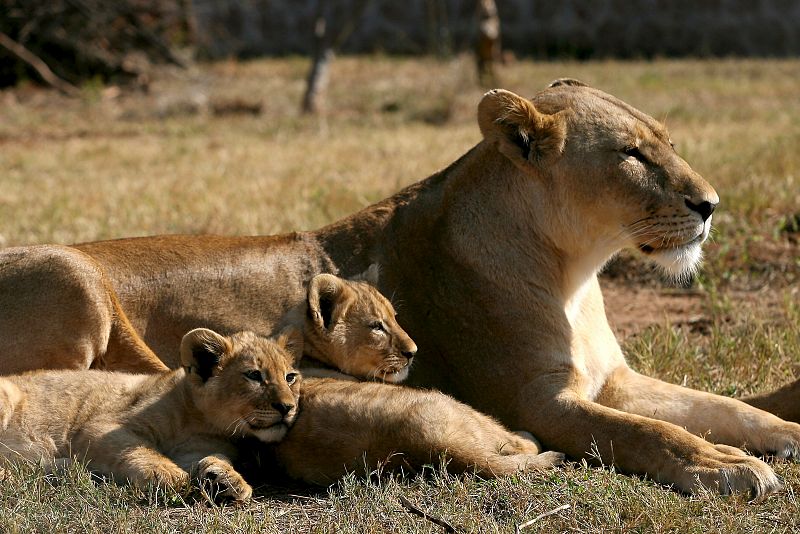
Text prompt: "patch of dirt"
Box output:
[[601, 281, 708, 340], [601, 278, 796, 341], [599, 237, 798, 341]]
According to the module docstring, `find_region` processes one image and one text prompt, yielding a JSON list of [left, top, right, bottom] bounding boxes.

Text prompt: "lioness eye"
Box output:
[[285, 372, 299, 385], [244, 370, 262, 382], [623, 146, 644, 161], [371, 321, 385, 332]]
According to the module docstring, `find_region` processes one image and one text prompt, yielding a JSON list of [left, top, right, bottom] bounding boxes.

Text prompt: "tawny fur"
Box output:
[[0, 329, 303, 501], [273, 379, 563, 485], [1, 82, 798, 498], [270, 270, 561, 484], [285, 267, 418, 383]]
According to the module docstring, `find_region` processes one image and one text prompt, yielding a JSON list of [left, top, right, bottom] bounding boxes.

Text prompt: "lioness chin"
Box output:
[[0, 328, 302, 501], [2, 80, 800, 498], [267, 269, 562, 485]]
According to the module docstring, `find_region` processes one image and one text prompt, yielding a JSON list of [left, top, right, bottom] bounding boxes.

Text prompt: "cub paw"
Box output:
[[150, 464, 190, 490], [511, 430, 542, 453], [198, 456, 253, 503], [516, 451, 565, 471]]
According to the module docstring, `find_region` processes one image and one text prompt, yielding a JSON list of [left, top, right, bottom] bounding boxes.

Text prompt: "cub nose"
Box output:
[[685, 197, 717, 222], [272, 402, 294, 416]]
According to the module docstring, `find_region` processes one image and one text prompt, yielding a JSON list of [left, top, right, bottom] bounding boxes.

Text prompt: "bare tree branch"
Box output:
[[0, 30, 81, 96]]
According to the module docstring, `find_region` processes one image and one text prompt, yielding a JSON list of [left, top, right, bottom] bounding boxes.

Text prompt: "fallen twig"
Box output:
[[398, 495, 460, 534], [516, 503, 570, 532]]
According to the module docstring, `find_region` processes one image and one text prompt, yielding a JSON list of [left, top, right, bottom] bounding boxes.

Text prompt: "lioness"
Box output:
[[2, 80, 799, 497], [0, 328, 302, 501], [269, 269, 561, 484]]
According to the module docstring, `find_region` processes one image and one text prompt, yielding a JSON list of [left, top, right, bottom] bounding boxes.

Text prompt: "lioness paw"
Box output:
[[760, 423, 800, 460], [198, 456, 252, 503], [678, 451, 781, 501]]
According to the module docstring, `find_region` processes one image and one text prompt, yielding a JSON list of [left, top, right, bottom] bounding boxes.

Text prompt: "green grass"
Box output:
[[1, 55, 799, 531]]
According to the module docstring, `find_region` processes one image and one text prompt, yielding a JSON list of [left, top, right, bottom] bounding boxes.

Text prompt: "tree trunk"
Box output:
[[301, 1, 333, 115], [475, 0, 501, 86]]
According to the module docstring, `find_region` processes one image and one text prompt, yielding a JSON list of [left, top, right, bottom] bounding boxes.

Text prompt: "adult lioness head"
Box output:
[[180, 327, 303, 442], [478, 80, 719, 281], [303, 266, 418, 383]]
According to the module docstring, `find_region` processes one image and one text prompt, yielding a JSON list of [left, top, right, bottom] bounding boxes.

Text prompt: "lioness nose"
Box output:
[[401, 347, 417, 360], [272, 402, 294, 416], [685, 197, 716, 222]]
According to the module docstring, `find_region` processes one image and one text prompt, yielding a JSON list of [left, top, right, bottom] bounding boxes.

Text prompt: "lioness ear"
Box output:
[[180, 328, 231, 383], [478, 88, 567, 169], [276, 326, 304, 364], [350, 263, 380, 286], [548, 78, 588, 88], [308, 274, 354, 332]]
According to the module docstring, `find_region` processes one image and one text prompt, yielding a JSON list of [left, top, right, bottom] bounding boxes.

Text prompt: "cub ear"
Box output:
[[477, 88, 567, 169], [350, 263, 380, 286], [180, 328, 231, 383], [307, 273, 354, 332], [276, 326, 304, 364]]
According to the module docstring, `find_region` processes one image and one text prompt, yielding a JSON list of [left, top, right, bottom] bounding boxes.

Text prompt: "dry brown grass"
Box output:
[[1, 55, 800, 532]]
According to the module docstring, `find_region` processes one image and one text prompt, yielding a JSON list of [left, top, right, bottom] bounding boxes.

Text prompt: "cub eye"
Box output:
[[285, 372, 299, 385], [370, 321, 385, 332], [244, 370, 262, 382], [623, 146, 645, 161]]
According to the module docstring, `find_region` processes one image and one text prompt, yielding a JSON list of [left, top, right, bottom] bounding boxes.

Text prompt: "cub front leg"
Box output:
[[597, 366, 800, 459], [110, 444, 190, 490], [517, 381, 782, 499], [80, 426, 189, 490]]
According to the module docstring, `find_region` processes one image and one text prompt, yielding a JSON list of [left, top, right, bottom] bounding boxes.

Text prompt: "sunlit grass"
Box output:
[[1, 56, 799, 531]]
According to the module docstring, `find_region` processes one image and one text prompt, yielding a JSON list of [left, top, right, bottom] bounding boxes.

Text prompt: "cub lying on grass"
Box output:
[[269, 270, 564, 485], [0, 327, 302, 502]]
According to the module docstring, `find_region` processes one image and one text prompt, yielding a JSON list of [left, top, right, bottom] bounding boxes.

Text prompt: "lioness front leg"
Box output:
[[743, 377, 800, 424], [518, 381, 782, 499], [597, 366, 800, 458]]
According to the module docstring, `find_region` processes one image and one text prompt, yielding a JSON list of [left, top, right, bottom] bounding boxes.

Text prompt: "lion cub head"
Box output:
[[180, 327, 303, 443], [302, 265, 417, 383]]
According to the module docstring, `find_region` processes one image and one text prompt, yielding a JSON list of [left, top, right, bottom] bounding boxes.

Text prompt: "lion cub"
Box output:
[[271, 269, 563, 485], [291, 266, 418, 383], [0, 327, 302, 501]]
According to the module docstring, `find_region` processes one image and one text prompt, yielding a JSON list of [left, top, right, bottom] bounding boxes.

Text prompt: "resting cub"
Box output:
[[271, 270, 563, 485], [290, 265, 418, 383], [0, 328, 302, 501]]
